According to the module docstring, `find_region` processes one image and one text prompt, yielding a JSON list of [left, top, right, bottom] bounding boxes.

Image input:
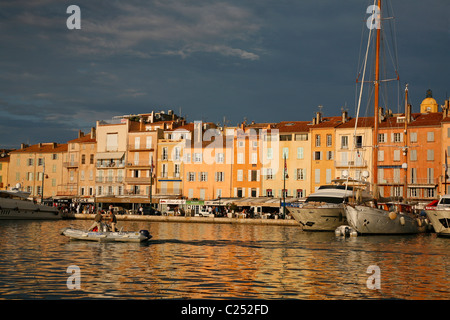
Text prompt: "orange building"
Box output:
[[8, 143, 68, 200], [309, 112, 342, 192], [231, 122, 273, 198]]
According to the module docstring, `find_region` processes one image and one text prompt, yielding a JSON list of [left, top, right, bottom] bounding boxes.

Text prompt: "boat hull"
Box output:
[[289, 204, 347, 231], [0, 198, 61, 220], [345, 205, 420, 234], [425, 209, 450, 236], [61, 227, 152, 242]]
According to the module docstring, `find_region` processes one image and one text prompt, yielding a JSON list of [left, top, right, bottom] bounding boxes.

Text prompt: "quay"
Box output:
[[72, 213, 300, 227]]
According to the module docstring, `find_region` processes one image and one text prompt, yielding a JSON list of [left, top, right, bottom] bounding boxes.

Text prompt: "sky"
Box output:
[[0, 0, 448, 148]]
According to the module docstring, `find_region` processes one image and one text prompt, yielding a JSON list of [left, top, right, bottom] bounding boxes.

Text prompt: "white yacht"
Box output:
[[345, 202, 422, 235], [288, 179, 371, 231], [425, 195, 450, 237], [0, 189, 61, 220]]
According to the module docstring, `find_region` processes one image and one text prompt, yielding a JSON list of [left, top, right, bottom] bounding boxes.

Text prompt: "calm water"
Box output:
[[0, 219, 448, 300]]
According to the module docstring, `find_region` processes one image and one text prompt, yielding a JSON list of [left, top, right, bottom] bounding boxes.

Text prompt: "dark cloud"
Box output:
[[0, 0, 448, 148]]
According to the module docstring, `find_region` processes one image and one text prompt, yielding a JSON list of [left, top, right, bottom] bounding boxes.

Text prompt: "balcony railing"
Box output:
[[63, 161, 79, 168], [96, 161, 125, 168], [95, 177, 124, 183], [334, 160, 367, 168], [128, 144, 154, 151], [124, 177, 152, 184], [126, 161, 151, 167], [156, 188, 182, 195]]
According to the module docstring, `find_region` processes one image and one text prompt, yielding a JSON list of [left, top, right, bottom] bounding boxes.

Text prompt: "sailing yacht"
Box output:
[[344, 0, 423, 234]]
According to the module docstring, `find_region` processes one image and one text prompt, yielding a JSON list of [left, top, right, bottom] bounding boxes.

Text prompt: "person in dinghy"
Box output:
[[88, 211, 103, 232]]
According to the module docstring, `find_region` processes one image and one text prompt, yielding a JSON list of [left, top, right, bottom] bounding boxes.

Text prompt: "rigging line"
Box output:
[[346, 0, 377, 194]]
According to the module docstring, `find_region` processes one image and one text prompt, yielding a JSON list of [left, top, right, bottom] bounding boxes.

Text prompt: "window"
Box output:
[[188, 172, 195, 182], [378, 150, 384, 162], [162, 147, 168, 160], [52, 154, 58, 160], [146, 136, 152, 149], [194, 153, 202, 163], [282, 148, 289, 159], [238, 140, 244, 148], [354, 136, 363, 148], [393, 150, 400, 161], [315, 169, 320, 183], [410, 132, 417, 143], [427, 132, 434, 142], [297, 147, 304, 159], [394, 168, 400, 183], [200, 172, 208, 182], [106, 133, 118, 151], [174, 164, 180, 177], [216, 172, 224, 182], [393, 133, 403, 143], [173, 147, 181, 161], [295, 133, 308, 141], [237, 170, 243, 181], [410, 168, 417, 184], [266, 189, 273, 197], [267, 148, 273, 160], [38, 158, 44, 166], [216, 153, 224, 163], [326, 151, 333, 160], [341, 136, 348, 149], [326, 134, 332, 147], [280, 134, 292, 141], [427, 150, 434, 161], [315, 134, 321, 147], [314, 151, 322, 160], [410, 150, 417, 161], [326, 169, 332, 184], [266, 168, 273, 180], [378, 133, 386, 143], [251, 153, 257, 164], [427, 168, 434, 184], [27, 158, 33, 166], [296, 168, 305, 180], [237, 153, 244, 164]]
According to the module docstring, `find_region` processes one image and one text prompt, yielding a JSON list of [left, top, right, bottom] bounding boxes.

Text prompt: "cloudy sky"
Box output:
[[0, 0, 448, 148]]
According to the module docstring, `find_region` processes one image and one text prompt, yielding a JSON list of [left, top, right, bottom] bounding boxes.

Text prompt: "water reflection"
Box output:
[[0, 220, 448, 299]]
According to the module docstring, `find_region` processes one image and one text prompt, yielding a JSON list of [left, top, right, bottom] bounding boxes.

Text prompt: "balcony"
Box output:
[[96, 160, 125, 168], [156, 188, 182, 195], [95, 177, 124, 183], [125, 177, 152, 184], [407, 178, 439, 186], [334, 160, 368, 168], [128, 144, 154, 151], [126, 161, 151, 168], [63, 161, 79, 168]]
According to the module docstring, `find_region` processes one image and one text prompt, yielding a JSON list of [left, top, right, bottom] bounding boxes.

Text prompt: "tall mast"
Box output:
[[372, 0, 382, 200], [403, 84, 409, 201]]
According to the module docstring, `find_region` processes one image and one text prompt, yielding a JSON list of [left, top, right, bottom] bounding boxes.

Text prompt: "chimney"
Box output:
[[78, 130, 84, 138], [20, 143, 28, 149], [316, 111, 322, 124], [52, 142, 57, 149], [90, 127, 96, 139], [443, 99, 449, 119], [194, 121, 203, 144], [341, 110, 348, 123], [38, 143, 42, 148]]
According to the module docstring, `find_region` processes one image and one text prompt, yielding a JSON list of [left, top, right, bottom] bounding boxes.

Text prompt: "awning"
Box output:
[[95, 152, 125, 160]]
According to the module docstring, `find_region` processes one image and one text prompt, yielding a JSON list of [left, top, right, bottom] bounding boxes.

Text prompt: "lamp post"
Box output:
[[283, 154, 288, 219]]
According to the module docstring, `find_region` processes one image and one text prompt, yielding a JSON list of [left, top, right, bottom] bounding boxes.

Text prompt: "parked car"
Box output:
[[194, 209, 215, 217], [143, 207, 162, 215]]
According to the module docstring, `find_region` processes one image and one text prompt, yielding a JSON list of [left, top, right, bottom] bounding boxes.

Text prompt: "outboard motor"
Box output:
[[344, 226, 350, 237], [139, 230, 152, 240]]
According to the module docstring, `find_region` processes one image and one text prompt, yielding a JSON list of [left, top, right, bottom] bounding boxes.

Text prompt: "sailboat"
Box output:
[[344, 0, 423, 235]]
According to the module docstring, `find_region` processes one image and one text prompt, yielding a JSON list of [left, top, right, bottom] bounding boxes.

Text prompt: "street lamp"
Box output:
[[283, 154, 289, 219]]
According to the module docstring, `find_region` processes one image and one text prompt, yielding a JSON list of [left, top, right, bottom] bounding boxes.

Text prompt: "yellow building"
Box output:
[[58, 129, 97, 203], [8, 143, 68, 201], [334, 113, 373, 184], [309, 112, 342, 192], [261, 121, 311, 198], [0, 155, 10, 190]]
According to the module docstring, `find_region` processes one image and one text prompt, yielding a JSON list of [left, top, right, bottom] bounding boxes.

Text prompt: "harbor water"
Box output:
[[0, 219, 449, 300]]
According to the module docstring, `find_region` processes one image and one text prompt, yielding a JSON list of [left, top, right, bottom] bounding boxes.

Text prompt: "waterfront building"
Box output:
[[95, 117, 129, 204], [0, 153, 10, 190], [125, 118, 163, 205], [183, 126, 233, 200], [261, 121, 311, 199], [334, 113, 374, 185], [441, 98, 450, 194], [58, 129, 97, 203], [232, 122, 273, 198], [8, 143, 67, 200], [309, 111, 342, 192]]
